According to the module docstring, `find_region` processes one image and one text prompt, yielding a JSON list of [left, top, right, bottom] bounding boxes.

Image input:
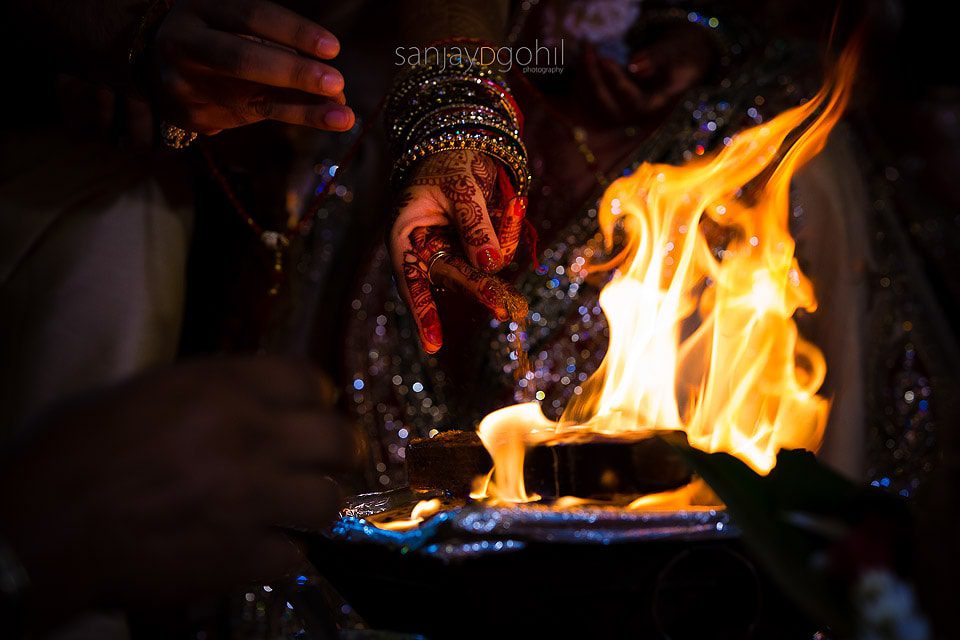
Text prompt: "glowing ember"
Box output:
[[474, 42, 860, 507], [373, 498, 443, 531]]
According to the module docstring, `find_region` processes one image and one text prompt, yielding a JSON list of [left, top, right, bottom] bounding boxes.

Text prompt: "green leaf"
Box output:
[[657, 433, 857, 635]]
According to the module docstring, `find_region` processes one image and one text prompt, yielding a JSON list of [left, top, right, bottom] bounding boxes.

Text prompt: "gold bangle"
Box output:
[[392, 131, 530, 196], [387, 75, 520, 137], [405, 112, 523, 153]]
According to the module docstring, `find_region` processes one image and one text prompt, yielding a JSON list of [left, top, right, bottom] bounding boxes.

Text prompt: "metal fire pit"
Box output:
[[304, 488, 817, 639]]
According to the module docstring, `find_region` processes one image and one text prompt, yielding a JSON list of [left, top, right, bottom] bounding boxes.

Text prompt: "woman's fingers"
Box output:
[[491, 164, 526, 264], [431, 255, 528, 323], [389, 224, 447, 354], [450, 174, 504, 272], [389, 188, 455, 354], [205, 0, 341, 60], [406, 226, 453, 353], [497, 196, 527, 264], [389, 149, 531, 353], [410, 151, 505, 273], [391, 226, 530, 353], [399, 250, 444, 354]]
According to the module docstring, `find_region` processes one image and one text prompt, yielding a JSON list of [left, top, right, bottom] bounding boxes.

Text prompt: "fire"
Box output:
[[373, 498, 443, 531], [475, 42, 860, 506]]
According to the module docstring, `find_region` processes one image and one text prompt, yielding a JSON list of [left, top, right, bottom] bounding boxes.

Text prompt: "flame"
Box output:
[[470, 402, 551, 503], [373, 498, 442, 531], [475, 42, 860, 505]]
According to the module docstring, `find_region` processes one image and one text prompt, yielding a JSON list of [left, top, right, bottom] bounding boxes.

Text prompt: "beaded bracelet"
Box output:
[[388, 80, 519, 132], [404, 108, 522, 153], [412, 121, 526, 166], [407, 125, 524, 165], [385, 43, 520, 132], [387, 41, 529, 196], [387, 75, 522, 141], [400, 103, 514, 148], [391, 131, 530, 196]]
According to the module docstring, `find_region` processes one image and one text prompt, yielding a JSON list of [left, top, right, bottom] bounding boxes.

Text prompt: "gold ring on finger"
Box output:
[[160, 122, 199, 150], [426, 250, 452, 286]]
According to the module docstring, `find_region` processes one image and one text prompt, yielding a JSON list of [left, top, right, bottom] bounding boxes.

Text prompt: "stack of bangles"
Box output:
[[385, 42, 530, 198]]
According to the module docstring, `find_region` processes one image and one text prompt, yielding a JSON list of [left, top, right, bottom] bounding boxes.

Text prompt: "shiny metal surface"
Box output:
[[333, 488, 737, 562]]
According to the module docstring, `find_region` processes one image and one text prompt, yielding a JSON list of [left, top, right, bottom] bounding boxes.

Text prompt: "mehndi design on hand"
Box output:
[[389, 151, 529, 353]]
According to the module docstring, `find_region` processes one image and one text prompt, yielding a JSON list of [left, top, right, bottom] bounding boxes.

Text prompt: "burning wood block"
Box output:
[[406, 430, 491, 494], [407, 429, 691, 499], [524, 431, 692, 499]]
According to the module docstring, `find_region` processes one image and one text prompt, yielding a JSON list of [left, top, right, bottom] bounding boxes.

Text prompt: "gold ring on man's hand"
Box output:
[[160, 122, 199, 150]]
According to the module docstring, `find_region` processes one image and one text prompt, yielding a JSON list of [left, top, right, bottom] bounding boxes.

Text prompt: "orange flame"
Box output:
[[474, 42, 860, 505], [373, 498, 443, 531]]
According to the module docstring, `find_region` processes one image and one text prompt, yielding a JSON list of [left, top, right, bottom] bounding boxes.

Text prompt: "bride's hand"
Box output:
[[388, 149, 528, 353]]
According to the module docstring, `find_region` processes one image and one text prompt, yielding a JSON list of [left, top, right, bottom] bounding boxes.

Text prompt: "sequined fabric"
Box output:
[[257, 37, 950, 506], [324, 39, 949, 497]]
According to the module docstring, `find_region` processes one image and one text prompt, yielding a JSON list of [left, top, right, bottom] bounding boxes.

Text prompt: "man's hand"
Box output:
[[389, 150, 528, 353], [0, 357, 359, 626], [150, 0, 355, 134]]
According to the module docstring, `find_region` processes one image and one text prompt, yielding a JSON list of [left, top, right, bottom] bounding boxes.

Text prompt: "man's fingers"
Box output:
[[431, 255, 528, 323], [243, 92, 355, 130], [207, 0, 341, 59], [176, 104, 245, 135], [179, 29, 345, 97], [176, 79, 354, 132]]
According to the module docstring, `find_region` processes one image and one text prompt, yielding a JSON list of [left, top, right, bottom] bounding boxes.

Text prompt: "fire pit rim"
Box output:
[[330, 487, 739, 562]]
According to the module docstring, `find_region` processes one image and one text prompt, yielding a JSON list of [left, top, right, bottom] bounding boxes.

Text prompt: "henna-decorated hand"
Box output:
[[389, 149, 529, 354]]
